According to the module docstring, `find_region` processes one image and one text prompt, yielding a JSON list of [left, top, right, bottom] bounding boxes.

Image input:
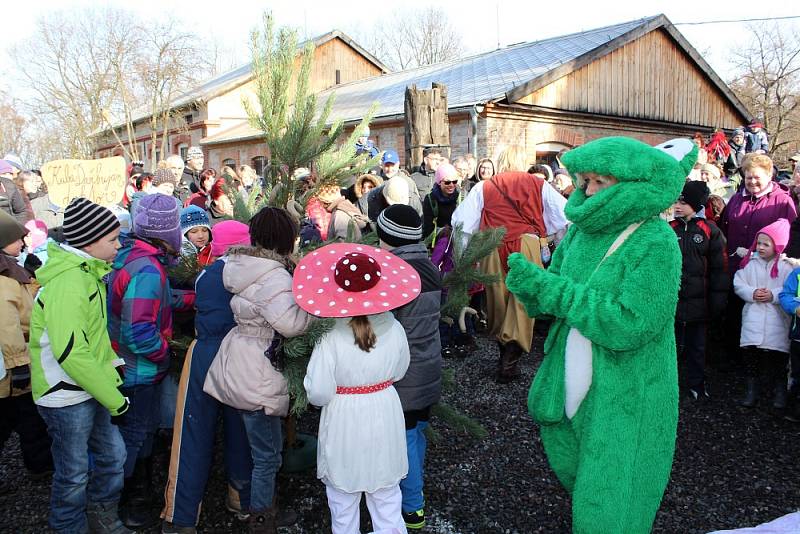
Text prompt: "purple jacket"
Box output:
[[719, 184, 797, 273]]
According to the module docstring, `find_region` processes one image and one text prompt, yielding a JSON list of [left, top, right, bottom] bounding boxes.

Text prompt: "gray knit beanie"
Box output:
[[376, 204, 423, 248]]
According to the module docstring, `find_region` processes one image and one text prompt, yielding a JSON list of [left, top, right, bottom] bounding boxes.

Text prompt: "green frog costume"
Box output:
[[506, 137, 697, 533]]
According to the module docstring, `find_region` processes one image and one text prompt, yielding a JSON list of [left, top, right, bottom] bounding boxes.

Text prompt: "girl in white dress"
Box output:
[[296, 243, 421, 534]]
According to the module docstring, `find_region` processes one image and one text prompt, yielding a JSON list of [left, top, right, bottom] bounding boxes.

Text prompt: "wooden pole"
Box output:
[[404, 82, 450, 170]]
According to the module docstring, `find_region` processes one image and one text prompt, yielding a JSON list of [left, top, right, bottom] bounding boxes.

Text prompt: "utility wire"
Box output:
[[674, 15, 800, 26]]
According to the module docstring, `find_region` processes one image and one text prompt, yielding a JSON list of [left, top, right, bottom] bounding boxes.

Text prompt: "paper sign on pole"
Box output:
[[41, 157, 127, 209]]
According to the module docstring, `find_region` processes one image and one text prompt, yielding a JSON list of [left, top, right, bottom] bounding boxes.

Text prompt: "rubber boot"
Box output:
[[740, 378, 759, 408], [497, 342, 523, 384], [248, 508, 277, 534], [773, 354, 789, 410], [120, 458, 159, 530]]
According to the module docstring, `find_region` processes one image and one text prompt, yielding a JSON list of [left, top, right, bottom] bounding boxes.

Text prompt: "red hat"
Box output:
[[293, 243, 421, 317]]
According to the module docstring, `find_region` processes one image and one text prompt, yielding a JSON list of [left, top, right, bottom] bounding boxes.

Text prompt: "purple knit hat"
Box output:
[[134, 193, 182, 253]]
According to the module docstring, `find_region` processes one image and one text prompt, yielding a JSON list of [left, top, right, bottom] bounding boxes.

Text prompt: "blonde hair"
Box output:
[[349, 316, 376, 352], [741, 153, 773, 174], [238, 165, 258, 183], [495, 145, 528, 173], [220, 165, 238, 179]]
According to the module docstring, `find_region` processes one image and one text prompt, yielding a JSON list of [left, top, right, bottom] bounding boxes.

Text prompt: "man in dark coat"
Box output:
[[0, 160, 28, 224], [175, 147, 204, 203], [409, 147, 444, 201]]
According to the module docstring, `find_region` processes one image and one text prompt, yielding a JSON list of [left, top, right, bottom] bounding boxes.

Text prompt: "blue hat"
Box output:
[[180, 205, 210, 235], [382, 149, 399, 165]]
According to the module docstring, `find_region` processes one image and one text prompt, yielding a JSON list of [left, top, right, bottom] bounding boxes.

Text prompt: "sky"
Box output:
[[2, 0, 798, 89]]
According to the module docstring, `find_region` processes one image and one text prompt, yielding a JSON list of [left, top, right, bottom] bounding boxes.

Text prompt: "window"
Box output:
[[184, 114, 193, 125], [251, 156, 267, 176], [222, 158, 237, 169], [335, 69, 341, 85], [179, 145, 188, 161], [535, 141, 572, 170]]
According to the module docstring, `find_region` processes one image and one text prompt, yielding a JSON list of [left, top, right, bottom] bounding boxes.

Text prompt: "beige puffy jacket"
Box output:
[[204, 246, 313, 416], [0, 257, 36, 399]]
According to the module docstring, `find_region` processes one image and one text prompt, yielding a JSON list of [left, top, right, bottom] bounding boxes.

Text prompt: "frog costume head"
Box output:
[[561, 137, 697, 233]]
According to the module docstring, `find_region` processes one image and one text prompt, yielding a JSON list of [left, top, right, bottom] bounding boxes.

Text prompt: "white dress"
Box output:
[[304, 312, 410, 493]]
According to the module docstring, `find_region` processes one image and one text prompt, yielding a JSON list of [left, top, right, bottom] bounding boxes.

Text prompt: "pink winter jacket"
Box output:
[[203, 246, 314, 416]]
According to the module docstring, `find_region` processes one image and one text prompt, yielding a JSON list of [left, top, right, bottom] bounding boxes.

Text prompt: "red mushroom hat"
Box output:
[[292, 243, 422, 318]]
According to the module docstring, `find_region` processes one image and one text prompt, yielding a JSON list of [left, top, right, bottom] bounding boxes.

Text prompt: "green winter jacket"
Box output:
[[29, 242, 128, 415]]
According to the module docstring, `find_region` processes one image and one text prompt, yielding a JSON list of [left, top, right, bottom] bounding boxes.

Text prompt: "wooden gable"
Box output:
[[309, 37, 384, 93], [514, 28, 747, 129]]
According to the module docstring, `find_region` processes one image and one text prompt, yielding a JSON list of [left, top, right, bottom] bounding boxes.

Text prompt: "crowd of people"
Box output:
[[1, 120, 799, 534]]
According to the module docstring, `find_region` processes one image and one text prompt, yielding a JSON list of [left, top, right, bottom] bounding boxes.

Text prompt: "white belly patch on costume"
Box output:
[[564, 327, 593, 419]]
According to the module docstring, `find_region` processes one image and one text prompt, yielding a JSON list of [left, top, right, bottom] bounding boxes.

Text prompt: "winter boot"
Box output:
[[272, 493, 297, 528], [248, 508, 277, 534], [120, 458, 159, 529], [161, 522, 196, 534], [87, 501, 135, 534], [226, 484, 249, 521], [772, 355, 789, 410], [773, 378, 789, 410], [785, 385, 800, 423], [497, 342, 523, 384], [739, 378, 759, 408]]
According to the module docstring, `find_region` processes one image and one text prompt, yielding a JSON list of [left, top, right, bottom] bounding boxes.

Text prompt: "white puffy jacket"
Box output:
[[733, 253, 794, 353]]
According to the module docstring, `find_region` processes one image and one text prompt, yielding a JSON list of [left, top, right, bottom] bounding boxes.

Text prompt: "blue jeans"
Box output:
[[38, 399, 127, 534], [400, 420, 428, 513], [240, 410, 282, 511], [159, 375, 179, 429], [118, 384, 160, 477]]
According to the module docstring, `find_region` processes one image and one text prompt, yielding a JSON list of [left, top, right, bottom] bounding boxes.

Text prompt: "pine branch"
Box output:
[[282, 317, 335, 415], [440, 225, 506, 320], [168, 252, 202, 286]]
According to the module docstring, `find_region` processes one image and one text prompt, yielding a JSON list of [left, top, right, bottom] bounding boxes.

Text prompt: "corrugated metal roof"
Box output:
[[316, 16, 656, 123], [97, 30, 388, 134]]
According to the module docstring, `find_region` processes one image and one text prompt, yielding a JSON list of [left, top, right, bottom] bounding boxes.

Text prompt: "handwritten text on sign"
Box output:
[[41, 157, 126, 208]]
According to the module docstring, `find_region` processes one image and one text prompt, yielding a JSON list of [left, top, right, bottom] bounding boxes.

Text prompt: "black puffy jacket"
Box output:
[[390, 244, 443, 412], [670, 217, 728, 323]]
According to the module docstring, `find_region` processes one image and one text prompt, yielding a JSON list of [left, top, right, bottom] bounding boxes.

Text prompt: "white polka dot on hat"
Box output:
[[292, 243, 421, 317]]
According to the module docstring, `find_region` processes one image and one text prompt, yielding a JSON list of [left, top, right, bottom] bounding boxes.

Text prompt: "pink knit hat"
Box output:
[[210, 220, 250, 257], [434, 163, 459, 184], [24, 220, 48, 250], [740, 218, 791, 277]]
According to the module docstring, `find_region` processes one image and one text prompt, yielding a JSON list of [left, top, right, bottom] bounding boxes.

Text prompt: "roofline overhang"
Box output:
[[503, 14, 751, 123]]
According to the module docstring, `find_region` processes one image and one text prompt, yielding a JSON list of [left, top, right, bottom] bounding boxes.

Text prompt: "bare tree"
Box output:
[[10, 8, 139, 158], [128, 25, 212, 169], [729, 22, 800, 160], [0, 91, 29, 158], [354, 7, 464, 71], [11, 6, 217, 163]]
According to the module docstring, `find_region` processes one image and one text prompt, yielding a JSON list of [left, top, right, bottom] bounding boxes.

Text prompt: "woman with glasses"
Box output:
[[421, 163, 462, 240]]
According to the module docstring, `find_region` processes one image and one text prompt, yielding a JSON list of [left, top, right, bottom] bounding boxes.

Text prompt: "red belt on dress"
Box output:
[[336, 380, 393, 395]]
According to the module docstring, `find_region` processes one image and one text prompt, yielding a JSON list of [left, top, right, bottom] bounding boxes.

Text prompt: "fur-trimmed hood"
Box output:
[[223, 246, 295, 294], [355, 174, 383, 199]]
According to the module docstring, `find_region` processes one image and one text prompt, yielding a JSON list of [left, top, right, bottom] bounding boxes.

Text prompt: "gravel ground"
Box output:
[[2, 326, 799, 533]]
